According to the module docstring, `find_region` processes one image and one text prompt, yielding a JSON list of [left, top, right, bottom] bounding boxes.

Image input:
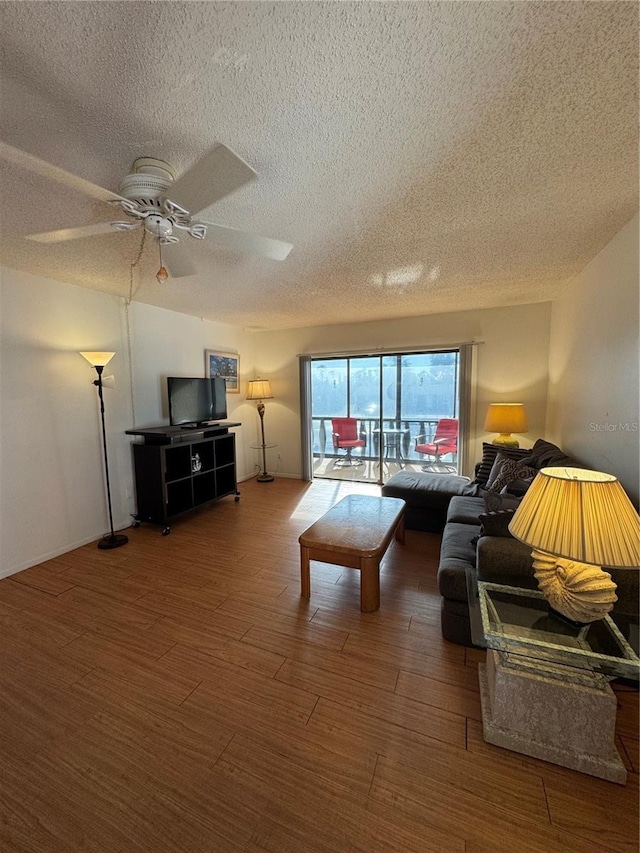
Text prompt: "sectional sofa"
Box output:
[[382, 439, 639, 645]]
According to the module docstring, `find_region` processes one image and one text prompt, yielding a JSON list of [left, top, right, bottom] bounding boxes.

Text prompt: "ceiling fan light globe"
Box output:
[[145, 214, 173, 239]]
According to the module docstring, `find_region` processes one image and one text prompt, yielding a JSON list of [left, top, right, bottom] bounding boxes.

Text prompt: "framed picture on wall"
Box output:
[[205, 349, 240, 393]]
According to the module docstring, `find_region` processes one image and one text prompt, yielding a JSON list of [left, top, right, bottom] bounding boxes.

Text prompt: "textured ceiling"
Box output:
[[0, 1, 637, 330]]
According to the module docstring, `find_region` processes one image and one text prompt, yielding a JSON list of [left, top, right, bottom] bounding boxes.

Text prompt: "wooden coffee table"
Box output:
[[299, 494, 405, 612]]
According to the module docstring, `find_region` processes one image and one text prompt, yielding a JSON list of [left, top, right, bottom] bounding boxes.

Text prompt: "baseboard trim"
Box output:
[[0, 526, 131, 580]]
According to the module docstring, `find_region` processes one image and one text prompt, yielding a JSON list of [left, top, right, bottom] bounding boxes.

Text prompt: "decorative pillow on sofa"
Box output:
[[520, 438, 585, 470], [482, 489, 522, 513], [487, 455, 537, 493], [479, 508, 516, 538], [473, 443, 531, 487], [501, 477, 534, 497]]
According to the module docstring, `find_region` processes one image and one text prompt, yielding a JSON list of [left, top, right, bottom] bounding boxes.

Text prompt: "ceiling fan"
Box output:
[[0, 140, 293, 279]]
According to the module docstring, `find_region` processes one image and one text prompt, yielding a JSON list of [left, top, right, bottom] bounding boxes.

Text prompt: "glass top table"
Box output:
[[373, 428, 409, 455], [472, 581, 640, 682]]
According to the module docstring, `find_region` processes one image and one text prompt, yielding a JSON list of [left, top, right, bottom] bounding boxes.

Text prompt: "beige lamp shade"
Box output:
[[246, 379, 274, 401], [484, 402, 528, 434], [79, 351, 115, 368], [509, 467, 640, 568]]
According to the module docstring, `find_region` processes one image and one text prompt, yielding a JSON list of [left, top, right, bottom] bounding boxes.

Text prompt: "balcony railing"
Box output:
[[312, 416, 457, 465]]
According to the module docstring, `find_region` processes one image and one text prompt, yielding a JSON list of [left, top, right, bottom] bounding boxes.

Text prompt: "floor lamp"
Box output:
[[80, 351, 128, 550], [246, 378, 274, 483]]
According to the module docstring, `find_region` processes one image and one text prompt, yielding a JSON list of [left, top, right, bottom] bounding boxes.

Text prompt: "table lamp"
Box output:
[[484, 403, 528, 447], [246, 378, 274, 483], [508, 467, 640, 624]]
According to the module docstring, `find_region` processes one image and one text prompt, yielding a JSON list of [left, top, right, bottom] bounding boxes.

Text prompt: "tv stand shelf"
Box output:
[[126, 423, 241, 534]]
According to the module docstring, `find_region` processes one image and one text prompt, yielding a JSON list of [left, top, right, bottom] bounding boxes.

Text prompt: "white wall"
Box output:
[[126, 301, 257, 478], [3, 211, 636, 577], [0, 268, 131, 575], [546, 214, 639, 506], [0, 267, 255, 577], [254, 302, 552, 478]]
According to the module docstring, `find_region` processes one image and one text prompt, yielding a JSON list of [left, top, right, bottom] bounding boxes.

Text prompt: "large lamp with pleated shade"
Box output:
[[509, 467, 640, 624]]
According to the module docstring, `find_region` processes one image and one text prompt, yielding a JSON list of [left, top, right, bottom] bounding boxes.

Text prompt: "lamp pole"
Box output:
[[256, 399, 274, 482], [80, 351, 128, 550], [93, 366, 126, 548]]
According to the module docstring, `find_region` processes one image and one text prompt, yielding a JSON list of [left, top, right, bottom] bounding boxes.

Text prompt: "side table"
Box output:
[[468, 576, 639, 784], [373, 428, 410, 468]]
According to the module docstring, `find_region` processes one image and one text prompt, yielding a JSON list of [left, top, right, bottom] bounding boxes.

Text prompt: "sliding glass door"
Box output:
[[305, 349, 465, 484]]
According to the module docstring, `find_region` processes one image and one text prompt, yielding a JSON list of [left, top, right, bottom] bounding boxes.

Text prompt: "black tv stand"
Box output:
[[125, 423, 241, 534]]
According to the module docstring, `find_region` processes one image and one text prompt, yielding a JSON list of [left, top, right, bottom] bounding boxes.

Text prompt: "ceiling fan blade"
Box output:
[[163, 242, 197, 278], [0, 141, 126, 204], [25, 221, 125, 243], [169, 144, 257, 216], [200, 221, 293, 261]]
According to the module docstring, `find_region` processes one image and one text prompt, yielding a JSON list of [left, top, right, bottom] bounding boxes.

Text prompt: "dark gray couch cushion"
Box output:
[[447, 496, 484, 525], [383, 471, 477, 509], [441, 598, 472, 646], [437, 522, 481, 602], [382, 471, 479, 532], [476, 536, 536, 589]]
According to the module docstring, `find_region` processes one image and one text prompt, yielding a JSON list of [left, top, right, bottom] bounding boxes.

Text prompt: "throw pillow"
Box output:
[[520, 438, 585, 470], [482, 489, 522, 513], [479, 509, 516, 538], [472, 442, 531, 487], [501, 476, 534, 497], [485, 452, 512, 489], [487, 456, 537, 492]]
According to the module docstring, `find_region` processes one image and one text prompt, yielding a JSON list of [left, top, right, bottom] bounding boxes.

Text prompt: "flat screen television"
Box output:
[[167, 377, 228, 426]]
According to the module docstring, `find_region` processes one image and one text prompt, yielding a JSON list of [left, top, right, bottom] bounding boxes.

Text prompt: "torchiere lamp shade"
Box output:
[[79, 351, 115, 368]]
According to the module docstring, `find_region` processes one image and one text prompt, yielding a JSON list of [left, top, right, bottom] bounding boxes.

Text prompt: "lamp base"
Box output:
[[492, 434, 519, 447], [98, 533, 129, 550], [532, 552, 617, 623], [256, 473, 274, 483], [547, 606, 588, 630]]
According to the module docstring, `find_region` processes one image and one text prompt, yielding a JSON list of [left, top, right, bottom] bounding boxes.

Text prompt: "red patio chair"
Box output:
[[415, 418, 458, 470], [331, 418, 365, 466]]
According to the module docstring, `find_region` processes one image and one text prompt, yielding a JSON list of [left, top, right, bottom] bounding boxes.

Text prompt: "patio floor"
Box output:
[[312, 456, 458, 483]]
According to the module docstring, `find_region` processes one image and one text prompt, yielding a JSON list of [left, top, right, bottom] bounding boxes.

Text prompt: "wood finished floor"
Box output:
[[1, 477, 638, 853]]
